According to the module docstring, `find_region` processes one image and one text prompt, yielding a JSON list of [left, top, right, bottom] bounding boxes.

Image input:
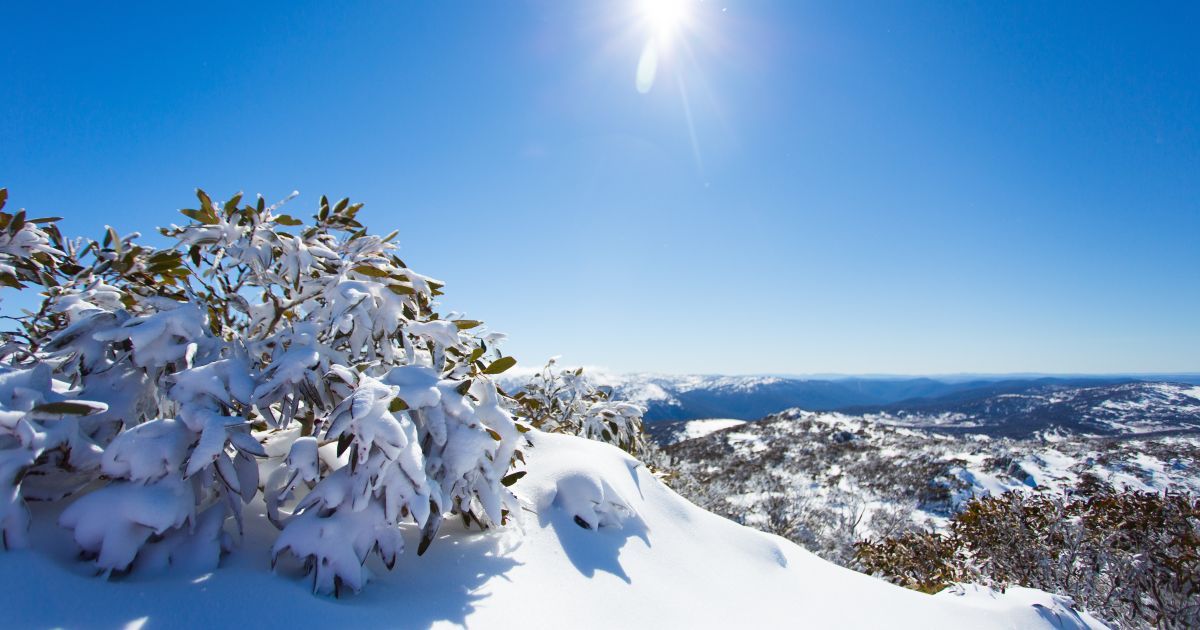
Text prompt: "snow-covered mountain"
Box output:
[[848, 382, 1200, 437], [592, 373, 978, 421], [0, 432, 1101, 629], [504, 372, 997, 421], [505, 372, 807, 421]]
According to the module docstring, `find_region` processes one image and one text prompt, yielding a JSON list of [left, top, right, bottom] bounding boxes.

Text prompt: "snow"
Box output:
[[674, 418, 746, 441], [724, 430, 769, 452], [0, 431, 1104, 629]]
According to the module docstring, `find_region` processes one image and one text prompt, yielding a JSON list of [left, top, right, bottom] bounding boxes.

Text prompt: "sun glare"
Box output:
[[641, 0, 691, 42], [634, 0, 696, 94]]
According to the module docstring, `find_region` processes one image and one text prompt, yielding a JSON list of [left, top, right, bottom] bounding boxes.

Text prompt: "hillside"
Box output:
[[0, 432, 1102, 629], [665, 409, 1200, 563]]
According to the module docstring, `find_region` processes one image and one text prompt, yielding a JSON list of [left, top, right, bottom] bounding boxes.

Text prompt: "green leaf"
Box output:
[[500, 471, 526, 487], [482, 356, 517, 375], [32, 401, 104, 416], [388, 284, 415, 295], [388, 398, 409, 412], [224, 192, 244, 214], [0, 188, 6, 211], [274, 214, 303, 226], [417, 533, 434, 556], [8, 211, 25, 234], [180, 208, 217, 225], [417, 508, 441, 556], [455, 379, 472, 396], [148, 250, 180, 263], [196, 188, 215, 213], [318, 195, 330, 221], [351, 265, 390, 278], [147, 260, 183, 274], [27, 216, 62, 224], [453, 320, 482, 330], [0, 273, 24, 289], [486, 428, 502, 441]]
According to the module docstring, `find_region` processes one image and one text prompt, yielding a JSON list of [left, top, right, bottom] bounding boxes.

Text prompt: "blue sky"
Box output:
[[2, 1, 1197, 375]]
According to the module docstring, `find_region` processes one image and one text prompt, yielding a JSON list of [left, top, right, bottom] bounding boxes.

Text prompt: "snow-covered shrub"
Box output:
[[0, 188, 529, 594], [509, 359, 647, 456], [856, 489, 1200, 629], [853, 531, 968, 594]]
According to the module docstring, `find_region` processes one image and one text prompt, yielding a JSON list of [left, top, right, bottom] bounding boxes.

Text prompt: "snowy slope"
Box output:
[[666, 409, 1200, 554], [0, 432, 1102, 629], [646, 418, 747, 445]]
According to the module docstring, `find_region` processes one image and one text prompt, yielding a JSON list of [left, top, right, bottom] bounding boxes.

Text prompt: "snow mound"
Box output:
[[0, 432, 1104, 629]]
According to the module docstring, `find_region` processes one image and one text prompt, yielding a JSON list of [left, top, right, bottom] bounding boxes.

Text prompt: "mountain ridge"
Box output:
[[559, 373, 1197, 426]]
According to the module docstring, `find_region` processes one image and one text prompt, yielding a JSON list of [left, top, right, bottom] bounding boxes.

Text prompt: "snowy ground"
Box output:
[[0, 432, 1103, 629], [648, 418, 747, 445]]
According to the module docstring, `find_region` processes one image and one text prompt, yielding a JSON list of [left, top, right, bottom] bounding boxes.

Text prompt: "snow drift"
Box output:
[[0, 431, 1105, 629]]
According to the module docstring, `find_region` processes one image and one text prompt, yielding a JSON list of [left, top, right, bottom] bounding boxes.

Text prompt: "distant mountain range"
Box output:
[[584, 372, 1193, 420], [649, 381, 1200, 441], [501, 370, 1200, 439], [851, 381, 1200, 438]]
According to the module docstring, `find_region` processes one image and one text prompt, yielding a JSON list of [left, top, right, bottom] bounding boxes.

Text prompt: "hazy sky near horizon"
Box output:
[[2, 1, 1198, 375]]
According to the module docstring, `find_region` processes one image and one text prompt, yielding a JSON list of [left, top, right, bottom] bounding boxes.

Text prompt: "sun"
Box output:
[[632, 0, 703, 94], [640, 0, 692, 43]]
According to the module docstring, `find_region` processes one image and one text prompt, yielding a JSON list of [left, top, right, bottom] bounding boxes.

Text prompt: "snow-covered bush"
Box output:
[[0, 188, 529, 594], [853, 531, 967, 594], [856, 489, 1200, 629], [509, 359, 647, 456]]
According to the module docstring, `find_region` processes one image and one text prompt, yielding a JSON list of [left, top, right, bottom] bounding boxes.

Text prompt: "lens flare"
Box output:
[[636, 44, 659, 94]]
